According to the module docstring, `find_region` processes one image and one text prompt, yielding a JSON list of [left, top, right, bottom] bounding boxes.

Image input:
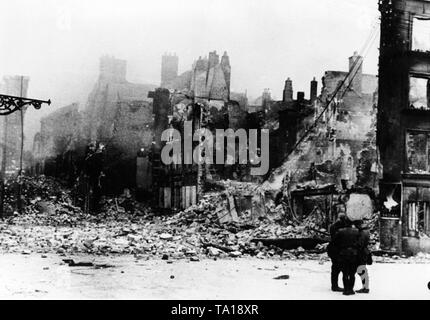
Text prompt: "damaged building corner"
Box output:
[[377, 0, 430, 255]]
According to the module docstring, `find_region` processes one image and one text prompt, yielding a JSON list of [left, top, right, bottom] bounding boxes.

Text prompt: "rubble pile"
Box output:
[[0, 177, 329, 260], [0, 176, 390, 261]]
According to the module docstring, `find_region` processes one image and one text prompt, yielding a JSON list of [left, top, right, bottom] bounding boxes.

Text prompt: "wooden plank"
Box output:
[[177, 185, 180, 209], [191, 185, 197, 206], [164, 187, 171, 209], [185, 186, 191, 208], [175, 184, 181, 209], [227, 193, 239, 222], [426, 202, 430, 234], [216, 202, 231, 224], [182, 186, 186, 209]]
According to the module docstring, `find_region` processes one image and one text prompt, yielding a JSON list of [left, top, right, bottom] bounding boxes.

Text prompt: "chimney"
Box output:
[[262, 88, 272, 108], [310, 77, 318, 103], [283, 78, 293, 102], [348, 51, 363, 94], [297, 91, 305, 103], [208, 50, 220, 69]]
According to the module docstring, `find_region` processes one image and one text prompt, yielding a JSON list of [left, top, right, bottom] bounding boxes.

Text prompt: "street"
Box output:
[[0, 254, 429, 300]]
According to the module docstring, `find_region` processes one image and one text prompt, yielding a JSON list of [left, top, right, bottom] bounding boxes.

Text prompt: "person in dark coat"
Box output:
[[328, 213, 348, 292], [354, 220, 372, 293], [333, 220, 360, 295], [83, 142, 105, 214]]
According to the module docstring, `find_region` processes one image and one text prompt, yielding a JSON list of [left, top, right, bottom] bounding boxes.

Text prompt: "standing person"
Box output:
[[83, 142, 104, 214], [82, 142, 96, 213], [355, 220, 372, 293], [328, 213, 348, 292], [333, 219, 360, 295]]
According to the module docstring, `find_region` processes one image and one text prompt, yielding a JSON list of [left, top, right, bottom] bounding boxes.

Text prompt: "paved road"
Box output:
[[0, 253, 429, 299]]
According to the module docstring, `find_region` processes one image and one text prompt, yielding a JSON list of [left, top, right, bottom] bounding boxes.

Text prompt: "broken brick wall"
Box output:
[[269, 54, 379, 192]]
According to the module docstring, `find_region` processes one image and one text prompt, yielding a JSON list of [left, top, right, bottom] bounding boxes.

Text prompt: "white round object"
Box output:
[[346, 193, 373, 221]]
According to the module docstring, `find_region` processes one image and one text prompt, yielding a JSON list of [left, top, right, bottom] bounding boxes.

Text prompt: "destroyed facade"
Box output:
[[378, 0, 430, 254]]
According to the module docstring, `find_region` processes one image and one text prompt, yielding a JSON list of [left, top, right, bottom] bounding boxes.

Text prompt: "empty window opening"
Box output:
[[412, 17, 430, 52], [409, 76, 430, 109], [406, 130, 430, 173]]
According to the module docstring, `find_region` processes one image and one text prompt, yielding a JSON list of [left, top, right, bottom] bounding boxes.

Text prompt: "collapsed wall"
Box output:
[[264, 53, 380, 194], [34, 103, 83, 181], [81, 56, 157, 191], [32, 56, 158, 192]]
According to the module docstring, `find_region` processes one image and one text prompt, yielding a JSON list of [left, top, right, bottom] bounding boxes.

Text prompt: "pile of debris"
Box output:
[[0, 176, 385, 261], [0, 176, 331, 261]]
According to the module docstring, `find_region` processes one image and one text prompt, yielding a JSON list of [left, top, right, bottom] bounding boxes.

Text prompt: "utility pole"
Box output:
[[17, 76, 25, 214], [0, 116, 8, 218], [0, 93, 50, 218]]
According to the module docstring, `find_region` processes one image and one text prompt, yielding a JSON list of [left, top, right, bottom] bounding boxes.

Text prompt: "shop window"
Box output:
[[404, 185, 430, 237], [409, 76, 430, 109], [406, 130, 430, 173], [406, 201, 430, 236], [412, 17, 430, 52]]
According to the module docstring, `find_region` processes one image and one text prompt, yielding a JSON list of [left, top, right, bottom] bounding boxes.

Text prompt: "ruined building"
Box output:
[[191, 51, 231, 101], [33, 52, 235, 198], [33, 103, 83, 180], [265, 52, 378, 196], [160, 51, 233, 103], [161, 53, 179, 87], [158, 51, 256, 182], [83, 55, 157, 191], [378, 0, 430, 254], [33, 56, 158, 192], [266, 78, 317, 171], [0, 75, 30, 172], [258, 53, 380, 230], [149, 51, 255, 208], [148, 88, 200, 209], [312, 52, 379, 189], [84, 55, 156, 144]]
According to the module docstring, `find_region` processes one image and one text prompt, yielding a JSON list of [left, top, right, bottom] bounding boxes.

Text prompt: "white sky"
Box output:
[[0, 0, 380, 149]]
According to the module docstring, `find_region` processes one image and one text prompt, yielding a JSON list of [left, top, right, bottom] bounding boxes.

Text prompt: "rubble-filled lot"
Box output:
[[0, 177, 328, 260], [0, 176, 428, 264]]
